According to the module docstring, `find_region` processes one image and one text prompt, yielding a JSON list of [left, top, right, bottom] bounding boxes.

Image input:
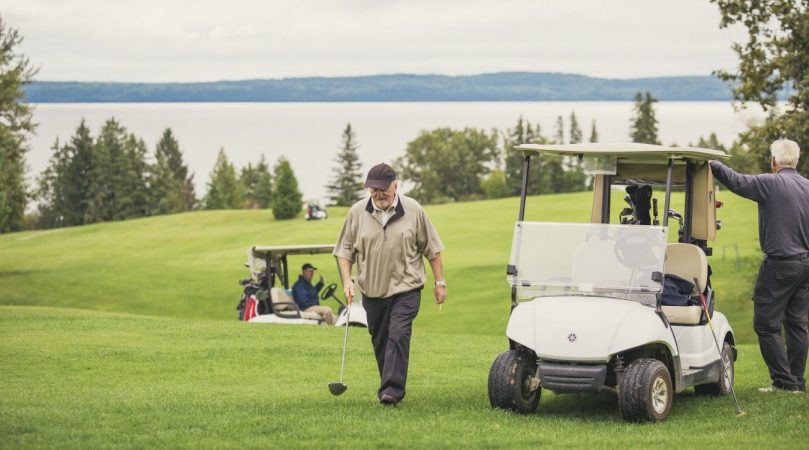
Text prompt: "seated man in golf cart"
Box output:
[[291, 263, 336, 325]]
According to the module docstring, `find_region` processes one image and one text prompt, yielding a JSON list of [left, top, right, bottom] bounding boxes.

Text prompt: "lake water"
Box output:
[[27, 102, 766, 201]]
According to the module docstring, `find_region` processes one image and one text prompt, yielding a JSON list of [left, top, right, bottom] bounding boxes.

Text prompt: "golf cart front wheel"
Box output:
[[618, 358, 673, 423], [488, 350, 541, 414], [695, 341, 734, 396]]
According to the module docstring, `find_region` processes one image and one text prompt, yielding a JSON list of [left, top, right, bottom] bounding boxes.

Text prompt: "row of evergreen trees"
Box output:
[[204, 149, 303, 220], [36, 118, 305, 228], [32, 92, 664, 230], [323, 112, 601, 207], [37, 120, 195, 228], [326, 93, 666, 206], [34, 101, 651, 230]]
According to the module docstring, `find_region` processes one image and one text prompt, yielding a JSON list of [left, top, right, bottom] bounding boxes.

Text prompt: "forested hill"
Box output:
[[25, 72, 732, 103]]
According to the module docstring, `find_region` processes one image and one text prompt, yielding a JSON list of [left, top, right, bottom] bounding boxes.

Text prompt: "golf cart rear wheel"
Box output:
[[618, 358, 672, 423], [695, 341, 734, 396], [488, 350, 540, 414]]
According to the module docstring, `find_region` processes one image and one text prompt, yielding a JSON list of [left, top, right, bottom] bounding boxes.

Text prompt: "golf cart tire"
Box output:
[[694, 341, 734, 396], [618, 358, 673, 423], [488, 350, 540, 414]]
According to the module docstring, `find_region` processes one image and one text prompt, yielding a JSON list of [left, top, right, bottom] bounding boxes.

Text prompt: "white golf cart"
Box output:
[[237, 244, 367, 327], [305, 201, 328, 220], [488, 143, 737, 423]]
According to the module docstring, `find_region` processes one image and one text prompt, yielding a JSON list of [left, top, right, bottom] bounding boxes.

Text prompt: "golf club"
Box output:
[[695, 279, 746, 417], [329, 293, 352, 396]]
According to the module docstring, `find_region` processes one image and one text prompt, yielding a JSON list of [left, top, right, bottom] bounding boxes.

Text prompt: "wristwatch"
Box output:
[[435, 280, 446, 287]]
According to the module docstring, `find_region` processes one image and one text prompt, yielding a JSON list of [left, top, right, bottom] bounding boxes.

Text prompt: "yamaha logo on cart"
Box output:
[[567, 333, 577, 343]]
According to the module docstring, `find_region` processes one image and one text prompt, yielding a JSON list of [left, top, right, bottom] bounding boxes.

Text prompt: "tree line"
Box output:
[[2, 3, 808, 232], [34, 118, 307, 228], [12, 91, 695, 230]]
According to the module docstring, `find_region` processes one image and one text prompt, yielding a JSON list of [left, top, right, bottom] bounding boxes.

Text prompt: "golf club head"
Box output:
[[328, 382, 347, 396]]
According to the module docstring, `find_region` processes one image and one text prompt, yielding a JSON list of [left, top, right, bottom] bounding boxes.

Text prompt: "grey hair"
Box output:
[[770, 139, 800, 168]]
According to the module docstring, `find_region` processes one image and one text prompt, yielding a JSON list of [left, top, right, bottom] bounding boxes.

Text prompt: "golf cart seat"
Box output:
[[662, 243, 707, 325], [269, 287, 322, 321]]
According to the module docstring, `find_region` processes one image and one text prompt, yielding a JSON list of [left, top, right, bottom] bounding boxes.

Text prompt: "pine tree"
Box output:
[[589, 120, 599, 143], [117, 133, 150, 219], [504, 117, 549, 196], [63, 120, 95, 225], [0, 16, 37, 232], [630, 92, 661, 144], [569, 112, 583, 144], [152, 128, 196, 214], [86, 118, 125, 222], [504, 116, 529, 196], [204, 148, 243, 209], [326, 124, 364, 206], [545, 116, 566, 192], [240, 155, 273, 209], [253, 155, 273, 209], [239, 162, 258, 208], [271, 157, 303, 220], [554, 115, 565, 144], [35, 120, 95, 228], [35, 139, 68, 228]]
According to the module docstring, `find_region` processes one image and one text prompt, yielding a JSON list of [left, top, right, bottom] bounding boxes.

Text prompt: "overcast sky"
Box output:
[[2, 0, 746, 83]]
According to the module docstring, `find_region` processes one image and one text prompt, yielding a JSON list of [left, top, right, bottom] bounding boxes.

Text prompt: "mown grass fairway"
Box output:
[[1, 307, 807, 449], [1, 191, 805, 448], [0, 191, 765, 340]]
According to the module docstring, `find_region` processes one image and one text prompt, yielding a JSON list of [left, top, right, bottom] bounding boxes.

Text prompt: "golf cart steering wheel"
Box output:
[[321, 283, 338, 301], [613, 231, 662, 270]]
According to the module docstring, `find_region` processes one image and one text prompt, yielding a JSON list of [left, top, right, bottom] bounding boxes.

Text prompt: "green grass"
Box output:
[[1, 191, 797, 448], [1, 307, 806, 449], [0, 191, 763, 341]]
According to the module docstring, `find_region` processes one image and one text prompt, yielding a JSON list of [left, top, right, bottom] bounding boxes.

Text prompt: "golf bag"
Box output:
[[237, 278, 271, 321], [620, 185, 653, 225]]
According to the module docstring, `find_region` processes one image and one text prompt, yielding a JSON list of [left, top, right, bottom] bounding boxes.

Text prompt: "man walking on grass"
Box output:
[[711, 139, 809, 393], [334, 163, 446, 406]]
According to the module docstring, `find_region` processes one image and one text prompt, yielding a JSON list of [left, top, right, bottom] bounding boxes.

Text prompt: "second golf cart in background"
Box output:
[[305, 201, 328, 220], [237, 244, 367, 327], [488, 143, 739, 423]]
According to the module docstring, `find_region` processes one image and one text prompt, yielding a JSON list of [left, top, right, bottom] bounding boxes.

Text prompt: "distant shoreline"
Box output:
[[29, 99, 735, 104], [24, 72, 734, 103]]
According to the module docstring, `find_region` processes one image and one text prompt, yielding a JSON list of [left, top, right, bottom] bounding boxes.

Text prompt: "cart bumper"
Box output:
[[539, 362, 608, 392]]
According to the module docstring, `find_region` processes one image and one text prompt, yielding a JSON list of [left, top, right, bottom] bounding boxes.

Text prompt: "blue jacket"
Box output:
[[291, 276, 324, 310]]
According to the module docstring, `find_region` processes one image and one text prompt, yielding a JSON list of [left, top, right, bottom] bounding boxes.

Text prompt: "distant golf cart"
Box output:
[[237, 244, 366, 327], [305, 201, 328, 221], [488, 143, 738, 423]]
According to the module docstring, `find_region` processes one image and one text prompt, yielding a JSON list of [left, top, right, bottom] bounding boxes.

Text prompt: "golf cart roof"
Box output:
[[250, 244, 334, 258], [515, 143, 729, 161]]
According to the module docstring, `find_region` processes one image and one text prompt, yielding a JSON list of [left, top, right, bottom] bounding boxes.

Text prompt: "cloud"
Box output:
[[2, 0, 747, 82]]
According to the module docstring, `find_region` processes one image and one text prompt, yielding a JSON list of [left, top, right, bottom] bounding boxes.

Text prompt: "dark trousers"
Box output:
[[752, 257, 809, 391], [362, 288, 421, 400]]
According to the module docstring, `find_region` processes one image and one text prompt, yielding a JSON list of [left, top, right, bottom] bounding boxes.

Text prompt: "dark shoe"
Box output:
[[379, 394, 398, 406]]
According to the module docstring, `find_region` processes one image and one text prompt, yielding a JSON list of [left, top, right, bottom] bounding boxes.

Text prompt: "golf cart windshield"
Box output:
[[508, 222, 667, 305]]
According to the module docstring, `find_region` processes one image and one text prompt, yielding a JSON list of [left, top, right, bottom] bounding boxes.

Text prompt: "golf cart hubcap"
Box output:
[[652, 377, 668, 414], [723, 352, 733, 388], [521, 371, 535, 399]]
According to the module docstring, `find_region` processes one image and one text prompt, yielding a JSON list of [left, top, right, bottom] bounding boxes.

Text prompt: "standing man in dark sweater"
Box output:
[[710, 139, 809, 393]]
